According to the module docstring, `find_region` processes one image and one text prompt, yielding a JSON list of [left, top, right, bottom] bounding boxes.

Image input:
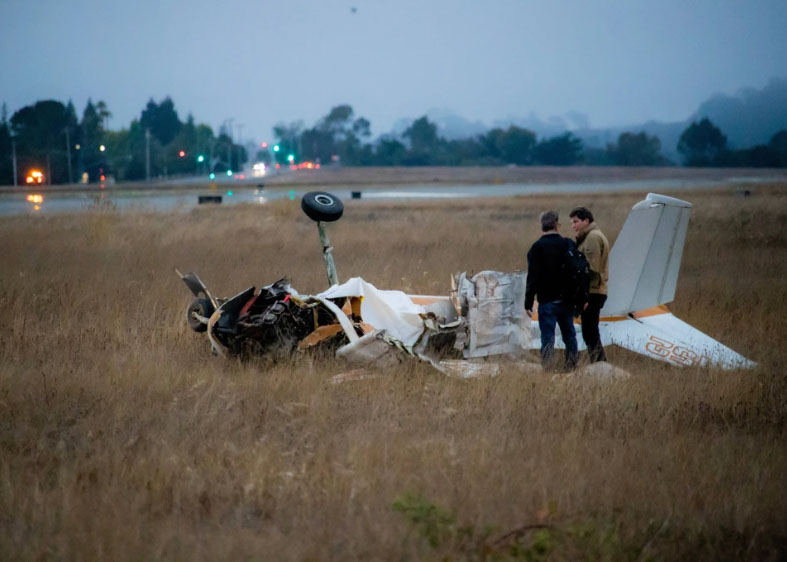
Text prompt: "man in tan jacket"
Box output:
[[569, 206, 609, 362]]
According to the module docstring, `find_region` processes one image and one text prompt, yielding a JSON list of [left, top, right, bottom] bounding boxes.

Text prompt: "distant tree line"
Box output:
[[676, 118, 787, 167], [0, 98, 247, 185], [271, 105, 587, 167], [2, 99, 786, 185], [274, 106, 787, 169]]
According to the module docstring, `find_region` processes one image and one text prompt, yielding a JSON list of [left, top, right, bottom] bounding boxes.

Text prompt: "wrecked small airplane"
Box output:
[[178, 191, 755, 374]]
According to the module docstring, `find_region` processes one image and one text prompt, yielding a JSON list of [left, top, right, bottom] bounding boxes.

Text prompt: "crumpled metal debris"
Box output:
[[181, 272, 533, 375], [455, 270, 531, 359]]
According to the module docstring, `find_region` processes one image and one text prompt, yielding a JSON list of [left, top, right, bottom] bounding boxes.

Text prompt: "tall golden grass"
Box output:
[[1, 184, 786, 560]]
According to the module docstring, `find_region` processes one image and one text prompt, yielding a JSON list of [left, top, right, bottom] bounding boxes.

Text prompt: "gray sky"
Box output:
[[2, 0, 786, 142]]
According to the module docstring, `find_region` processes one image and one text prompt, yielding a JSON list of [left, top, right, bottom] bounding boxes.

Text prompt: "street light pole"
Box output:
[[226, 117, 234, 172]]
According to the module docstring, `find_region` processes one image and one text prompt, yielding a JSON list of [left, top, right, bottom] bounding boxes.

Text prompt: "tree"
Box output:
[[444, 138, 487, 165], [322, 104, 354, 137], [272, 121, 303, 166], [607, 131, 664, 166], [80, 99, 106, 181], [211, 132, 246, 173], [498, 126, 537, 165], [63, 100, 79, 182], [770, 130, 787, 167], [300, 127, 335, 163], [121, 120, 151, 180], [478, 128, 505, 162], [533, 132, 583, 165], [95, 100, 111, 130], [404, 116, 439, 152], [11, 100, 72, 183], [374, 138, 407, 165], [677, 118, 727, 166], [298, 105, 373, 165], [353, 117, 371, 139], [0, 103, 13, 185], [140, 97, 182, 146]]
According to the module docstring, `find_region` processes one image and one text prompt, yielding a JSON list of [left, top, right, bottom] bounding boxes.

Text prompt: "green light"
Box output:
[[209, 172, 215, 179], [226, 169, 233, 176], [197, 155, 205, 162], [287, 154, 294, 162], [227, 190, 233, 196], [273, 145, 280, 152]]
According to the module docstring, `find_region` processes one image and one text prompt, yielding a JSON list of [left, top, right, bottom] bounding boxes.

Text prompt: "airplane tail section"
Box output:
[[602, 193, 692, 316], [602, 311, 756, 369]]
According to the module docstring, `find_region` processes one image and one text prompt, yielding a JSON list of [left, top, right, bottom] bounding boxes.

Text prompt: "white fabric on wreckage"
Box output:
[[317, 277, 426, 346]]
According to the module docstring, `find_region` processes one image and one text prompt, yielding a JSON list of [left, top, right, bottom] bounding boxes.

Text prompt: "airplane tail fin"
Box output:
[[602, 193, 692, 316]]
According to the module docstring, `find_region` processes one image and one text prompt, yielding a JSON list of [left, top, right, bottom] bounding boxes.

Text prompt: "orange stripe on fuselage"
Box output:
[[408, 295, 450, 306], [532, 304, 671, 323]]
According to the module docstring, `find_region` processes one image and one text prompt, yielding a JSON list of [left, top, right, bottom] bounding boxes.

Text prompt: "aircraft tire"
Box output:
[[187, 297, 214, 332], [301, 191, 344, 222]]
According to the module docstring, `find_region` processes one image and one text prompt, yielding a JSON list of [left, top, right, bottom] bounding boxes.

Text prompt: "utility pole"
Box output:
[[11, 138, 17, 187], [65, 128, 73, 184], [145, 128, 151, 182], [236, 123, 244, 172], [226, 117, 234, 172]]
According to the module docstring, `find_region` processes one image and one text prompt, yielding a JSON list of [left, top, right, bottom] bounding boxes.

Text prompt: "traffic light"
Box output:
[[197, 154, 205, 163], [178, 150, 186, 158], [287, 154, 294, 162], [273, 144, 280, 152]]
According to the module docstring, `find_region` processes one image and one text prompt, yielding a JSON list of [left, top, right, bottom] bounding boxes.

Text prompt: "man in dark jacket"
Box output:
[[525, 210, 579, 371]]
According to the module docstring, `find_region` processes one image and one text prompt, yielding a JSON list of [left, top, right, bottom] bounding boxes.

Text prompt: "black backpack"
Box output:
[[561, 239, 591, 317]]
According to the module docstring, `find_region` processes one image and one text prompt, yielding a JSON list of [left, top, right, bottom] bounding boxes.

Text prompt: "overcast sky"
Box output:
[[2, 0, 786, 142]]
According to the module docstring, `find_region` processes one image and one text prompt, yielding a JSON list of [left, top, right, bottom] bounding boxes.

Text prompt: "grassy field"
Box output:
[[1, 181, 786, 560]]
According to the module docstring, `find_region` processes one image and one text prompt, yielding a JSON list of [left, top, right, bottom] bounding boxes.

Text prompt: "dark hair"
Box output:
[[540, 210, 559, 232], [569, 206, 594, 222]]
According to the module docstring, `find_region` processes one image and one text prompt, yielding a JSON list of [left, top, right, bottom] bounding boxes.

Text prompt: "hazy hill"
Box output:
[[589, 77, 787, 157], [389, 78, 787, 160], [692, 77, 787, 148]]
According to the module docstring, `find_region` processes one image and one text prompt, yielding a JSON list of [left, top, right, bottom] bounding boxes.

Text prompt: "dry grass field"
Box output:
[[1, 182, 786, 560]]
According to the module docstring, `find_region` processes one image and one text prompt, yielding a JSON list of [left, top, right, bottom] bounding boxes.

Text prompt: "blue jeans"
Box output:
[[538, 300, 578, 370]]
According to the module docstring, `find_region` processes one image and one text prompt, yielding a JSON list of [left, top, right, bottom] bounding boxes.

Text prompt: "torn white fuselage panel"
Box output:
[[456, 270, 531, 358]]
